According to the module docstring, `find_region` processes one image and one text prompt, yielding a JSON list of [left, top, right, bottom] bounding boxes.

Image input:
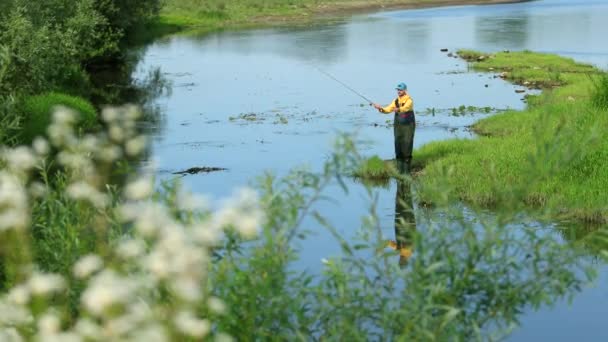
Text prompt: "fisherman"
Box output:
[[372, 83, 415, 174]]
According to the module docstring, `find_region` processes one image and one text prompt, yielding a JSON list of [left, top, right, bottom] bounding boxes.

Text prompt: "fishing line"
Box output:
[[312, 65, 374, 105]]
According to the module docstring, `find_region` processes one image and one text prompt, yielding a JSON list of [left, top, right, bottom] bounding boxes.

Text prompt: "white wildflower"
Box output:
[[125, 135, 147, 157], [235, 212, 261, 239], [109, 125, 125, 142], [214, 206, 238, 229], [102, 108, 120, 123], [144, 251, 171, 280], [36, 332, 80, 342], [29, 182, 47, 198], [116, 239, 146, 259], [0, 172, 29, 230], [52, 107, 77, 125], [124, 105, 142, 121], [130, 203, 171, 237], [74, 318, 101, 339], [98, 146, 123, 163], [171, 278, 201, 302], [47, 122, 75, 147], [38, 313, 61, 334], [32, 137, 50, 156], [106, 316, 138, 337], [57, 152, 91, 171], [0, 301, 32, 326], [66, 181, 108, 208], [7, 285, 29, 305], [81, 135, 99, 153], [82, 271, 134, 316], [174, 311, 210, 338], [0, 328, 23, 342], [125, 178, 153, 200], [176, 189, 209, 211], [235, 187, 259, 206], [208, 297, 227, 315], [2, 146, 37, 172], [194, 223, 221, 245], [215, 187, 263, 238], [158, 225, 187, 254], [215, 333, 234, 342], [73, 254, 103, 279], [28, 273, 65, 296], [131, 324, 168, 342]]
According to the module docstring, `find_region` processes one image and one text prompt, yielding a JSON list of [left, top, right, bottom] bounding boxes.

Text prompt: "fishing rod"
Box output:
[[314, 66, 374, 105]]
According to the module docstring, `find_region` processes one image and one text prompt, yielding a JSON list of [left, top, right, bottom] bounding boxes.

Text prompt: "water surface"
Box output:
[[135, 0, 608, 339]]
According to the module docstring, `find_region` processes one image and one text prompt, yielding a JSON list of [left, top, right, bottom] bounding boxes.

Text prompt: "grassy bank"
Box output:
[[150, 0, 527, 36], [415, 50, 608, 224]]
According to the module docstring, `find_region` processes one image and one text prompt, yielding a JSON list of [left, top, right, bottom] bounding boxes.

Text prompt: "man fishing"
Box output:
[[372, 83, 415, 174]]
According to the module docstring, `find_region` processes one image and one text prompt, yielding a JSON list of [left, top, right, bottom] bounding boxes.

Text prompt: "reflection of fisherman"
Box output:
[[372, 83, 416, 174], [387, 180, 416, 267]]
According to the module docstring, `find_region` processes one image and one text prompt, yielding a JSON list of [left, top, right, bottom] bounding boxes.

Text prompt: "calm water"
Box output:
[[135, 0, 608, 339]]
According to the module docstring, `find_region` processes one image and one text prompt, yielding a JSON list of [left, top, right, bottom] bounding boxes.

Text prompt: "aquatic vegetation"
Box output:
[[422, 106, 496, 117], [352, 155, 399, 180]]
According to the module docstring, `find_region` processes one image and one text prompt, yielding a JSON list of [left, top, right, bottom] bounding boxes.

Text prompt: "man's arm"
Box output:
[[373, 100, 396, 114]]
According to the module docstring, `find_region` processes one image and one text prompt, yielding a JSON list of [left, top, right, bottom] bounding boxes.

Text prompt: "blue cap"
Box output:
[[396, 82, 407, 90]]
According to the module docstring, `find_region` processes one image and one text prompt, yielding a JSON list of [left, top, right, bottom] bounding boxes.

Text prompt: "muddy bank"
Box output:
[[310, 0, 532, 17]]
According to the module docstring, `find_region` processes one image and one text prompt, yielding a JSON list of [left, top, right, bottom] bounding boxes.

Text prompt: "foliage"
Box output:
[[416, 52, 608, 224], [0, 105, 600, 340], [19, 93, 98, 144], [0, 46, 21, 146], [0, 0, 161, 98]]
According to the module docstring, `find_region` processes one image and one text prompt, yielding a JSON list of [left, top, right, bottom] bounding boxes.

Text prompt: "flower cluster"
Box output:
[[0, 106, 265, 340]]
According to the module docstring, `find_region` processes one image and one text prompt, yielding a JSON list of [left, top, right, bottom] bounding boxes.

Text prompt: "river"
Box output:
[[133, 0, 608, 339]]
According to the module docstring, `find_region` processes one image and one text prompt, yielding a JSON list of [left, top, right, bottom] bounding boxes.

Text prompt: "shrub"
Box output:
[[19, 93, 98, 143]]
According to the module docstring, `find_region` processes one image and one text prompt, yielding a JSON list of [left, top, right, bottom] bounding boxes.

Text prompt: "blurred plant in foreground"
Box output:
[[0, 105, 598, 341]]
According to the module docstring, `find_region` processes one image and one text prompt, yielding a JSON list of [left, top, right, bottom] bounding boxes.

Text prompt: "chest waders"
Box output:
[[393, 98, 415, 174]]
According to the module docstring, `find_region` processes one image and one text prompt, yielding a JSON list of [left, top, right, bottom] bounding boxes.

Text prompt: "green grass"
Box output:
[[352, 155, 399, 182], [19, 92, 98, 143], [458, 49, 598, 88], [150, 1, 511, 39], [590, 72, 608, 110], [416, 51, 608, 224]]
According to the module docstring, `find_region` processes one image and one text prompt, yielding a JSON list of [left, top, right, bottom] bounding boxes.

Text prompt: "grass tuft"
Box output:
[[19, 92, 98, 143], [352, 155, 399, 181]]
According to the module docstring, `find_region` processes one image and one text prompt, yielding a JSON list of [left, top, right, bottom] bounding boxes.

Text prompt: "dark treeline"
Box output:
[[0, 0, 161, 144]]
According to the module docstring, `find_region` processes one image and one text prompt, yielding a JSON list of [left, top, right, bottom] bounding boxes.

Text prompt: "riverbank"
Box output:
[[147, 0, 529, 40], [414, 50, 608, 224]]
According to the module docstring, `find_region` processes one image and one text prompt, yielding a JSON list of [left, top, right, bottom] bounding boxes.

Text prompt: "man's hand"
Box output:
[[372, 103, 382, 110]]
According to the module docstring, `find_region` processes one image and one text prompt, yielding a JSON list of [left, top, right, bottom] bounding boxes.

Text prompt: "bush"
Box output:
[[19, 93, 98, 143]]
